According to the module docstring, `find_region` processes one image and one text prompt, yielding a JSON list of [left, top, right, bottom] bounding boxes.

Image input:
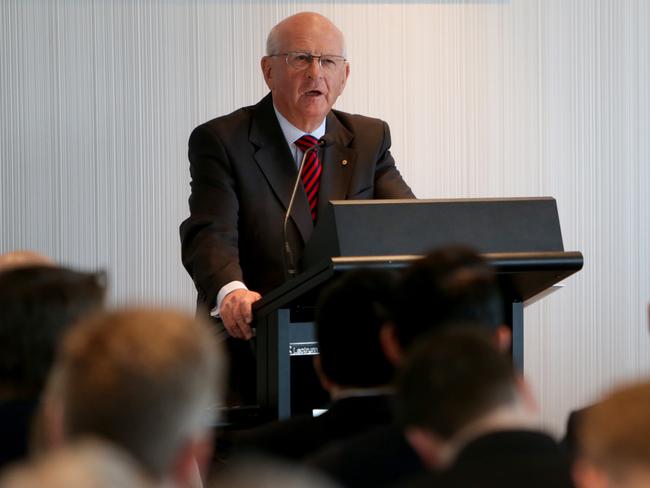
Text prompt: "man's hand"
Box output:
[[220, 289, 262, 340]]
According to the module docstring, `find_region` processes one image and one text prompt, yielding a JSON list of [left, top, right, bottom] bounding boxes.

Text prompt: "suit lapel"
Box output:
[[317, 111, 355, 218], [250, 94, 313, 244]]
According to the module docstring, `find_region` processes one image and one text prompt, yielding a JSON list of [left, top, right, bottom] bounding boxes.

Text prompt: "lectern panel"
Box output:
[[302, 197, 564, 270]]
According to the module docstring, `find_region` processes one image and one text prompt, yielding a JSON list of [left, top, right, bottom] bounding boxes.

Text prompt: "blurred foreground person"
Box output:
[[0, 251, 54, 272], [574, 380, 650, 488], [396, 328, 573, 488], [0, 439, 153, 488], [0, 265, 105, 468], [233, 269, 397, 460], [384, 245, 511, 362], [41, 308, 224, 488], [213, 457, 339, 488], [308, 246, 510, 486]]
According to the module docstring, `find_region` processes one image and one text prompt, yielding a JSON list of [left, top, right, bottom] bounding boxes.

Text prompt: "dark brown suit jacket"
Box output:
[[180, 93, 414, 310]]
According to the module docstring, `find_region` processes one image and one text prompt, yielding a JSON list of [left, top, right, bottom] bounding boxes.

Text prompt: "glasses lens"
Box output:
[[287, 53, 311, 69], [320, 56, 342, 70], [286, 53, 344, 71]]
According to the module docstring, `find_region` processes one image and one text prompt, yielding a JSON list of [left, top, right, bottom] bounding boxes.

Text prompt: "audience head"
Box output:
[[45, 308, 224, 485], [396, 328, 532, 468], [0, 266, 105, 399], [574, 380, 650, 488], [385, 245, 507, 361], [0, 439, 153, 488], [0, 250, 54, 272], [315, 268, 396, 391]]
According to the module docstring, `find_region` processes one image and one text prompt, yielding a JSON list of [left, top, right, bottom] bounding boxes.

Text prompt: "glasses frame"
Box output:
[[268, 51, 347, 71]]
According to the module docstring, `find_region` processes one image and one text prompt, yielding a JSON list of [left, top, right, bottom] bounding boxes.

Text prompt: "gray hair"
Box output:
[[52, 308, 224, 480], [0, 439, 153, 488], [266, 24, 281, 55]]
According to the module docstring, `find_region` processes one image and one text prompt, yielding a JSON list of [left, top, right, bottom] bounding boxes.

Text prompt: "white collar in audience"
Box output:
[[329, 386, 394, 402], [442, 403, 540, 467]]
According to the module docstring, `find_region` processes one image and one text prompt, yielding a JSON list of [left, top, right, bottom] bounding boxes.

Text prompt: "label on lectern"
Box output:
[[289, 342, 319, 356]]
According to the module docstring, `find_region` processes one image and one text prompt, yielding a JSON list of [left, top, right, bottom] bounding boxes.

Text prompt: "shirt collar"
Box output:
[[330, 386, 395, 402], [273, 105, 327, 146]]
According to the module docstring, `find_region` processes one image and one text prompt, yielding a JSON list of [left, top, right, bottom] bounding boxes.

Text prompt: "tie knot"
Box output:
[[295, 135, 319, 152]]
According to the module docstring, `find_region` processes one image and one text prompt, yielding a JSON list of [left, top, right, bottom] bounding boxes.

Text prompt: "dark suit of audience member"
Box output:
[[395, 329, 573, 488], [308, 246, 511, 487], [0, 399, 39, 468], [403, 430, 574, 488], [233, 269, 397, 461], [561, 406, 590, 466], [235, 394, 394, 462], [309, 423, 423, 487], [0, 266, 105, 468]]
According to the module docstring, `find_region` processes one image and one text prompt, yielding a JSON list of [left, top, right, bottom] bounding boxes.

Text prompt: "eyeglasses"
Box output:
[[269, 51, 347, 72]]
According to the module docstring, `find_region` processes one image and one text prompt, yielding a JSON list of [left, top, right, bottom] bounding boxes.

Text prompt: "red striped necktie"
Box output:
[[295, 135, 322, 222]]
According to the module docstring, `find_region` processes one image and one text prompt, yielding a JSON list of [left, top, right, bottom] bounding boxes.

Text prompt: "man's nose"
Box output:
[[305, 56, 323, 78]]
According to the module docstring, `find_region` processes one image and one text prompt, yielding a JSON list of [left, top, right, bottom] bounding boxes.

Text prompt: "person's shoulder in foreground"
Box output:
[[395, 328, 573, 488], [307, 423, 425, 487]]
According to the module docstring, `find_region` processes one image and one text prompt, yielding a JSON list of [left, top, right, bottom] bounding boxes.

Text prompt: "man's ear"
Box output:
[[379, 322, 403, 366], [404, 427, 446, 470], [35, 367, 67, 453], [339, 62, 350, 93], [494, 325, 512, 353], [261, 57, 273, 89], [515, 374, 538, 414], [173, 433, 213, 488], [313, 355, 334, 393], [572, 458, 610, 488]]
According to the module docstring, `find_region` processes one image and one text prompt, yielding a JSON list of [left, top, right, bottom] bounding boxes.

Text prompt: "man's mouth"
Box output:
[[304, 90, 324, 97]]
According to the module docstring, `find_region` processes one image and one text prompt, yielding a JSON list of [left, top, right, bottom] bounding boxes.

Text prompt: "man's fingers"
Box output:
[[220, 300, 242, 338], [242, 292, 262, 335], [222, 311, 242, 339], [230, 319, 250, 340], [221, 290, 261, 340], [228, 319, 251, 340], [231, 303, 253, 339], [241, 296, 258, 324]]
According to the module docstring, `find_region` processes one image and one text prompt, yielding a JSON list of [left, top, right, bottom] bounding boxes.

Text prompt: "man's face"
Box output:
[[261, 15, 350, 132]]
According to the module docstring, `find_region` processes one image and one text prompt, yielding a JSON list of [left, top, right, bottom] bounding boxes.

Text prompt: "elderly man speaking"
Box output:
[[180, 12, 414, 403]]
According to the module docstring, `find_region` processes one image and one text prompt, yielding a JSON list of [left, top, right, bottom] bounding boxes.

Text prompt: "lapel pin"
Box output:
[[341, 159, 348, 166]]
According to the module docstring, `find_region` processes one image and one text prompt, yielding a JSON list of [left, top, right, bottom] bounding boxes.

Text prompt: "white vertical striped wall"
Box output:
[[1, 0, 649, 434]]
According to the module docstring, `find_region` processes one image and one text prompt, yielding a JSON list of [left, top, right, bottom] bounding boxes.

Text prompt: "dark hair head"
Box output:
[[315, 268, 396, 388], [393, 245, 504, 348], [0, 266, 106, 397], [396, 326, 517, 439]]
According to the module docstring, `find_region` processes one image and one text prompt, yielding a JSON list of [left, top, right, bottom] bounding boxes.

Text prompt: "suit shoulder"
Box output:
[[331, 109, 387, 133], [191, 104, 256, 141]]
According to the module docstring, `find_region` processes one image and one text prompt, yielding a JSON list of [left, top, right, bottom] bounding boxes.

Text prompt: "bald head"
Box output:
[[266, 12, 346, 57], [0, 250, 54, 273]]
